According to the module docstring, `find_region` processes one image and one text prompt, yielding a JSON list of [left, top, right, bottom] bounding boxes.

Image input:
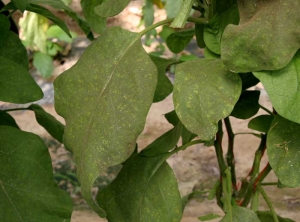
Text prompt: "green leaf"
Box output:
[[28, 0, 93, 39], [12, 0, 28, 12], [221, 1, 300, 73], [159, 25, 174, 42], [204, 4, 239, 55], [220, 206, 260, 222], [46, 25, 76, 43], [204, 47, 220, 59], [0, 58, 43, 103], [165, 0, 182, 18], [0, 111, 19, 128], [173, 59, 241, 140], [267, 115, 300, 187], [28, 104, 64, 143], [253, 51, 300, 124], [248, 115, 274, 133], [26, 3, 71, 37], [81, 0, 106, 34], [54, 27, 157, 216], [230, 90, 260, 119], [195, 23, 205, 48], [0, 14, 10, 46], [199, 213, 222, 221], [0, 31, 28, 69], [0, 126, 72, 221], [141, 123, 182, 156], [150, 55, 175, 102], [239, 73, 259, 91], [166, 29, 195, 53], [94, 0, 131, 17], [97, 153, 182, 222], [257, 211, 295, 222], [33, 52, 54, 78]]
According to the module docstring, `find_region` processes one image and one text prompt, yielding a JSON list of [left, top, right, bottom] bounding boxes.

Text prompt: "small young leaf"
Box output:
[[0, 58, 43, 103], [220, 206, 260, 222], [54, 26, 157, 216], [97, 153, 182, 222], [26, 3, 71, 37], [195, 23, 205, 48], [257, 211, 295, 222], [254, 51, 300, 124], [33, 52, 54, 78], [0, 14, 10, 46], [46, 25, 76, 43], [239, 73, 259, 91], [150, 55, 176, 102], [166, 29, 195, 53], [221, 1, 300, 73], [199, 213, 222, 221], [94, 0, 131, 17], [267, 115, 300, 187], [11, 0, 28, 12], [28, 104, 64, 143], [81, 0, 106, 34], [173, 59, 241, 140], [230, 90, 260, 119], [141, 123, 182, 156], [248, 115, 274, 133], [204, 47, 220, 59], [159, 25, 174, 42], [0, 111, 19, 129], [0, 126, 72, 221]]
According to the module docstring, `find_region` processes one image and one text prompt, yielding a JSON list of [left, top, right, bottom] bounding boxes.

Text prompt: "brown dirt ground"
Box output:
[[4, 0, 300, 221]]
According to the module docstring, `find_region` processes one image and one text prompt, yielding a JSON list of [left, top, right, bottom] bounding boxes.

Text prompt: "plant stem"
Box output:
[[260, 182, 278, 186], [235, 132, 261, 137], [171, 139, 205, 154], [214, 120, 227, 173], [254, 163, 272, 187], [259, 104, 274, 115], [222, 168, 232, 217], [241, 134, 266, 207], [257, 185, 279, 222], [170, 0, 195, 28], [251, 189, 259, 212], [3, 107, 28, 112], [138, 17, 208, 37], [224, 117, 236, 189]]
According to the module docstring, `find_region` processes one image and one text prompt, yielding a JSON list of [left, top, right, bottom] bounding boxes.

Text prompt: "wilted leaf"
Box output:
[[248, 115, 274, 133], [257, 211, 295, 222], [0, 14, 10, 46], [33, 52, 54, 78], [166, 29, 195, 53], [150, 55, 175, 102], [54, 27, 157, 216], [221, 0, 300, 73], [0, 126, 72, 221], [94, 0, 131, 17], [220, 206, 260, 222], [0, 111, 19, 128], [29, 104, 64, 143], [97, 153, 182, 222], [267, 115, 300, 187], [230, 90, 260, 119], [81, 0, 106, 34], [173, 59, 241, 140], [253, 51, 300, 124]]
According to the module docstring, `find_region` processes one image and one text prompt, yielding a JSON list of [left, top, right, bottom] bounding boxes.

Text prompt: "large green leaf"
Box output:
[[0, 31, 28, 69], [248, 115, 274, 133], [253, 51, 300, 124], [0, 14, 10, 46], [257, 211, 295, 222], [33, 52, 54, 78], [54, 27, 157, 216], [173, 59, 241, 140], [204, 4, 239, 55], [220, 206, 260, 222], [0, 111, 19, 129], [267, 115, 300, 187], [150, 55, 175, 102], [94, 0, 131, 17], [0, 126, 72, 221], [29, 104, 64, 143], [0, 58, 43, 103], [11, 0, 28, 12], [166, 29, 195, 53], [81, 0, 106, 34], [230, 90, 260, 119], [221, 0, 300, 73], [97, 153, 182, 222]]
